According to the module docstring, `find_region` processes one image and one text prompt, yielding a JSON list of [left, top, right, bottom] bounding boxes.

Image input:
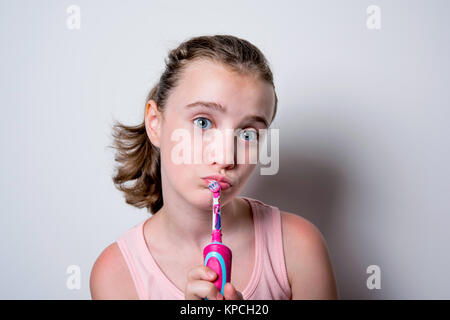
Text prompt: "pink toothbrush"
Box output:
[[203, 180, 232, 296]]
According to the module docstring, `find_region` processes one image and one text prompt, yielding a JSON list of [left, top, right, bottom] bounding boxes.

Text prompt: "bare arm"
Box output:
[[90, 242, 139, 300], [281, 211, 339, 300]]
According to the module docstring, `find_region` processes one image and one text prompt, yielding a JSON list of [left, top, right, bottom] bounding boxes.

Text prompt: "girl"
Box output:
[[90, 34, 339, 300]]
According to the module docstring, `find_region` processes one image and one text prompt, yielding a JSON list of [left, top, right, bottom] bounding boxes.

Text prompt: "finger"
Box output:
[[187, 266, 217, 282], [223, 282, 244, 300], [185, 280, 223, 300]]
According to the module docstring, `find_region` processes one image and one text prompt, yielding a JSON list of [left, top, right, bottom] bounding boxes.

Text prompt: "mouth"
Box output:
[[202, 176, 232, 191]]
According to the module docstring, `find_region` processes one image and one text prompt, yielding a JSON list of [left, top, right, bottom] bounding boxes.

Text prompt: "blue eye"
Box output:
[[193, 117, 212, 129], [240, 129, 258, 142]]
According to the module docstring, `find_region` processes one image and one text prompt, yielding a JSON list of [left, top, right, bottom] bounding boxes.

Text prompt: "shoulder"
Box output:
[[90, 241, 139, 299], [280, 210, 339, 299]]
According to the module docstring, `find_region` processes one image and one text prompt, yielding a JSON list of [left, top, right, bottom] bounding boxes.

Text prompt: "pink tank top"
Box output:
[[116, 196, 292, 300]]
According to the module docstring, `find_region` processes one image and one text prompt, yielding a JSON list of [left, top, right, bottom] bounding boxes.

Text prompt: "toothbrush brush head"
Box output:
[[208, 180, 221, 193]]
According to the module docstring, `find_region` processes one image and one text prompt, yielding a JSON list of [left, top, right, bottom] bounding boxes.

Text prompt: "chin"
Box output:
[[180, 188, 213, 209]]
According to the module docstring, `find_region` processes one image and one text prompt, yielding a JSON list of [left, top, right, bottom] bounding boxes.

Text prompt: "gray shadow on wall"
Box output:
[[240, 142, 377, 299]]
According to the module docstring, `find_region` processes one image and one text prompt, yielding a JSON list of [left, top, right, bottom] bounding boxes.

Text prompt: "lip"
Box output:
[[202, 175, 233, 190]]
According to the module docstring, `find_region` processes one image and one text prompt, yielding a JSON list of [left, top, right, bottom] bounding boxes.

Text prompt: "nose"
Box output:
[[205, 129, 236, 169], [211, 157, 235, 171]]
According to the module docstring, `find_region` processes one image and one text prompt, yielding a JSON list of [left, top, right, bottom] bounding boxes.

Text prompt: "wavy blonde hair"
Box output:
[[109, 34, 278, 214]]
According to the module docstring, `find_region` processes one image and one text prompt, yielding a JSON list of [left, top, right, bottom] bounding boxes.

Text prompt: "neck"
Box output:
[[156, 191, 240, 252]]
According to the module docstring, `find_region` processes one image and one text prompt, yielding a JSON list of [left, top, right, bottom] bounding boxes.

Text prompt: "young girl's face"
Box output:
[[147, 59, 275, 210]]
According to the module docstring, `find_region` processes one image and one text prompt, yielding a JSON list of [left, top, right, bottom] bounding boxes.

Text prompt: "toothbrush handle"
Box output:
[[203, 242, 232, 295]]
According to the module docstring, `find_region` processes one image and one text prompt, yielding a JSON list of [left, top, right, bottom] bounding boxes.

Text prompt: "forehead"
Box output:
[[168, 59, 274, 121]]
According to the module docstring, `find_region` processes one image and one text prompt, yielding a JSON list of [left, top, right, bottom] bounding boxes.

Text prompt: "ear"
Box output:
[[145, 99, 162, 148]]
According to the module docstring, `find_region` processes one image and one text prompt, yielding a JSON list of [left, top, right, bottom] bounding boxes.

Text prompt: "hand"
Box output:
[[185, 265, 224, 300], [223, 282, 244, 300]]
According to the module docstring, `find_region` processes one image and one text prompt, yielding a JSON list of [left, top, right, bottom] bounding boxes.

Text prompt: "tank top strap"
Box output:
[[116, 221, 149, 299], [241, 196, 292, 299]]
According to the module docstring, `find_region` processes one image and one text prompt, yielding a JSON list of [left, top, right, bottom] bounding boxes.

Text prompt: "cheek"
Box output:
[[159, 121, 201, 183], [163, 123, 214, 166], [241, 164, 256, 180]]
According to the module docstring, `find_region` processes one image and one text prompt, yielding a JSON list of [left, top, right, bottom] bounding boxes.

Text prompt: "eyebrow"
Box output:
[[185, 101, 269, 128]]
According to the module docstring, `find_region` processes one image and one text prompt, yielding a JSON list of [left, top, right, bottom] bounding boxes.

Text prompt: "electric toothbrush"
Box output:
[[203, 180, 232, 296]]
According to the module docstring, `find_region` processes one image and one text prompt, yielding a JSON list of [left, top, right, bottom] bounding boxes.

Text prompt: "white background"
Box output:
[[1, 0, 449, 299]]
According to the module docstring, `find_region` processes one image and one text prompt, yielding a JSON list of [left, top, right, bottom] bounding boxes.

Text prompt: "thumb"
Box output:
[[223, 282, 244, 300]]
